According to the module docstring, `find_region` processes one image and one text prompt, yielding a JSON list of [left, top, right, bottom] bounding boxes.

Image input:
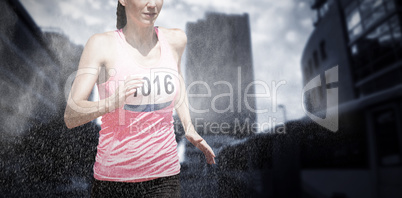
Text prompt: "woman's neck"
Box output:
[[122, 22, 157, 53]]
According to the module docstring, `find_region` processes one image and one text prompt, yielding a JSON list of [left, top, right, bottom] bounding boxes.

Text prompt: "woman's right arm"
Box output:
[[64, 34, 111, 129], [64, 34, 143, 129]]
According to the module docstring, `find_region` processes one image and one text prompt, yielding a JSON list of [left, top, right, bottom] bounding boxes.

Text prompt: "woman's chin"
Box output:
[[140, 20, 157, 26]]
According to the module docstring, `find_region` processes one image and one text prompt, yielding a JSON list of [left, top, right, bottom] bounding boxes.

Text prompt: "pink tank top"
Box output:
[[94, 27, 181, 182]]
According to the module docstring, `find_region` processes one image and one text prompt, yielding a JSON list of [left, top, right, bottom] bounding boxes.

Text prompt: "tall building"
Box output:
[[301, 0, 402, 197], [185, 13, 256, 137], [0, 1, 98, 197], [0, 0, 60, 137], [0, 0, 83, 137]]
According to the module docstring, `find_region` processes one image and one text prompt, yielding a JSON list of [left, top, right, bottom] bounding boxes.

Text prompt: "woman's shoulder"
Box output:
[[158, 27, 187, 51], [85, 31, 117, 49]]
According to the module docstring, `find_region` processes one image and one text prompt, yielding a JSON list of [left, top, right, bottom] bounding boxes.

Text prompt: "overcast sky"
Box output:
[[20, 0, 315, 132]]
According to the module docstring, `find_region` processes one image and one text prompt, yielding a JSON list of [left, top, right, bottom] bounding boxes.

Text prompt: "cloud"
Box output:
[[21, 0, 116, 44], [285, 31, 299, 43], [58, 1, 103, 25]]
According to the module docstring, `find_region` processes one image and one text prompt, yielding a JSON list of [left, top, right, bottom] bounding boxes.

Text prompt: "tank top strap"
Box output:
[[114, 29, 128, 64], [154, 26, 177, 70], [154, 26, 163, 46], [116, 28, 128, 42], [154, 27, 167, 61]]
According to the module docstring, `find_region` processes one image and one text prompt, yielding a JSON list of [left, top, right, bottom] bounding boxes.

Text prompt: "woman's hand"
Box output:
[[185, 132, 216, 165], [108, 75, 144, 111]]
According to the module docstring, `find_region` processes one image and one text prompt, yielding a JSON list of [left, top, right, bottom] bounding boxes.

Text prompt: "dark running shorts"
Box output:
[[90, 173, 181, 198]]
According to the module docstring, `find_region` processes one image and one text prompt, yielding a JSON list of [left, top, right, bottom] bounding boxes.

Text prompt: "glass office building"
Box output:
[[301, 0, 402, 197]]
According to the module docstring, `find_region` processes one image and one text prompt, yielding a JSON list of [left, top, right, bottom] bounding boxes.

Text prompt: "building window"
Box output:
[[347, 6, 363, 40], [312, 0, 331, 25], [308, 59, 313, 75], [362, 5, 386, 30], [313, 9, 320, 25], [351, 15, 402, 83], [347, 6, 361, 30], [351, 44, 358, 55], [359, 0, 384, 20], [313, 50, 319, 70], [391, 14, 401, 41], [320, 40, 327, 60], [319, 2, 330, 18], [345, 0, 396, 42]]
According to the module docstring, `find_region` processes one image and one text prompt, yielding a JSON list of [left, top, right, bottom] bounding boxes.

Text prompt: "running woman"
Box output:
[[64, 0, 215, 197]]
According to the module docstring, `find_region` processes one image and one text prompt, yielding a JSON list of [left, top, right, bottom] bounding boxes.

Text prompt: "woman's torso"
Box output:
[[93, 27, 181, 182]]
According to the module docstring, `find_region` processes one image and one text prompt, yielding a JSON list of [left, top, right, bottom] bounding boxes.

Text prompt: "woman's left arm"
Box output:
[[165, 28, 216, 165]]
